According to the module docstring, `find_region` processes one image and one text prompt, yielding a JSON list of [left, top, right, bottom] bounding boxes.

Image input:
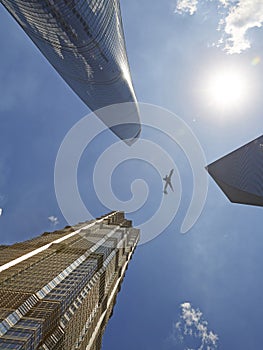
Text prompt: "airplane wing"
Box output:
[[168, 180, 174, 192], [168, 169, 174, 179]]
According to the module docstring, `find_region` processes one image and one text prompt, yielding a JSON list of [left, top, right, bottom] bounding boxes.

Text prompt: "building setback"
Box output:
[[0, 211, 139, 349], [1, 0, 141, 142], [206, 135, 263, 206]]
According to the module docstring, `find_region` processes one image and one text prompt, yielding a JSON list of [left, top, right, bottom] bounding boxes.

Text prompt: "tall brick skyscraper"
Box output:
[[0, 211, 139, 349]]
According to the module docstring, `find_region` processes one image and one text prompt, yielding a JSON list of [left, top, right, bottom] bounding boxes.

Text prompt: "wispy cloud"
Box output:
[[48, 216, 59, 226], [175, 0, 263, 54], [175, 0, 198, 15], [168, 302, 218, 350]]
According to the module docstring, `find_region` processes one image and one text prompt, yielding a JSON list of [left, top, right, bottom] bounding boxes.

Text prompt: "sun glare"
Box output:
[[205, 68, 250, 111]]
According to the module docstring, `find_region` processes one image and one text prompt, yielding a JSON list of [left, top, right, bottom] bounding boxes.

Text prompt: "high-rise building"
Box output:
[[0, 211, 139, 349], [206, 135, 263, 206], [1, 0, 141, 142]]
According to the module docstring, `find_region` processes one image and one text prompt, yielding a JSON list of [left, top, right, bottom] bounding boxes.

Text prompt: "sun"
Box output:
[[204, 67, 250, 111]]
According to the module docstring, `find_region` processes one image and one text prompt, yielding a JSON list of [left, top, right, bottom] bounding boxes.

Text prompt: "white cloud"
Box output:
[[175, 0, 263, 54], [48, 216, 59, 226], [175, 0, 198, 15], [219, 0, 229, 6], [223, 0, 263, 54], [168, 302, 218, 350], [0, 208, 2, 216]]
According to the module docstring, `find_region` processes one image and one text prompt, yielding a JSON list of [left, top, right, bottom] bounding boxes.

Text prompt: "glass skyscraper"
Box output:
[[1, 0, 141, 142], [207, 135, 263, 206], [0, 211, 139, 349]]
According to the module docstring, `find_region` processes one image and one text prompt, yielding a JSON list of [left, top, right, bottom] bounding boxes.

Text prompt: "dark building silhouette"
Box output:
[[207, 135, 263, 206], [0, 211, 139, 349], [1, 0, 141, 142]]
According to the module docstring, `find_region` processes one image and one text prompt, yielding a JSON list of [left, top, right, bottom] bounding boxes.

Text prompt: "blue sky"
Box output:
[[0, 0, 263, 349]]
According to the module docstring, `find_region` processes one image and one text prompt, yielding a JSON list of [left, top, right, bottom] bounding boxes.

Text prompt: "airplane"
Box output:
[[163, 169, 174, 194]]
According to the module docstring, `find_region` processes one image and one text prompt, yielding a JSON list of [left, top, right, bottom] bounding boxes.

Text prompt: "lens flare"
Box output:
[[251, 56, 260, 66], [204, 67, 250, 112]]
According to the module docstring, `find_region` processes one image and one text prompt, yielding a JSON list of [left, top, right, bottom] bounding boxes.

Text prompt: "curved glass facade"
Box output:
[[1, 0, 141, 142]]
